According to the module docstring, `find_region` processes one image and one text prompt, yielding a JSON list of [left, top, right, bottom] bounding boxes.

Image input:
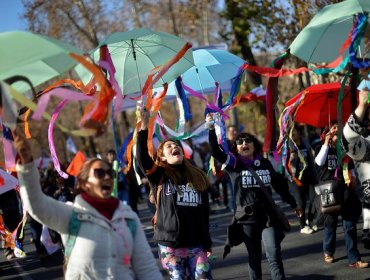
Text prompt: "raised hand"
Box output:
[[355, 89, 370, 121], [140, 109, 150, 130], [205, 113, 215, 129], [359, 89, 369, 108], [12, 127, 33, 165]]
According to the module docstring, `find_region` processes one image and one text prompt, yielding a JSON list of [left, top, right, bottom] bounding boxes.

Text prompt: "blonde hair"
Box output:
[[155, 140, 209, 192]]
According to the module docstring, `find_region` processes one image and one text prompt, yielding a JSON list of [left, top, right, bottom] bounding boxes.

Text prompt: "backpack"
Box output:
[[63, 210, 136, 272]]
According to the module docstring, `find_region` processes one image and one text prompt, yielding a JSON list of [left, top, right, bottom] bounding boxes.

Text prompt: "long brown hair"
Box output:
[[155, 140, 209, 192], [75, 158, 109, 195]]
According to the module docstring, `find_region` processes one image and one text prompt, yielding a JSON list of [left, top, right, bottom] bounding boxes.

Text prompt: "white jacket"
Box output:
[[17, 162, 162, 280]]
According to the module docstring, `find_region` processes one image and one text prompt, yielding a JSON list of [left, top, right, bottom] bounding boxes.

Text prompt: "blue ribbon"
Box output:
[[117, 131, 134, 166], [175, 77, 192, 121], [349, 13, 370, 69]]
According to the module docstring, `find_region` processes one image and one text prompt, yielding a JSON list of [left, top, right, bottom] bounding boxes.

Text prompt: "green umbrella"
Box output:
[[0, 31, 83, 92], [289, 0, 370, 63], [75, 28, 194, 95]]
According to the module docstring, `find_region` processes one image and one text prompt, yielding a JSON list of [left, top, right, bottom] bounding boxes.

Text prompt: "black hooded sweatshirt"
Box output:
[[209, 129, 297, 226], [137, 130, 212, 249]]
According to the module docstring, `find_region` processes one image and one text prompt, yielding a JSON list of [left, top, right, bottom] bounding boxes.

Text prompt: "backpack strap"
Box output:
[[64, 211, 137, 258], [125, 218, 137, 238], [64, 210, 81, 257]]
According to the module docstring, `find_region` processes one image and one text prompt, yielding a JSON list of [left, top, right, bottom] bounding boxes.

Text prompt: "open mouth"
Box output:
[[241, 146, 250, 152], [172, 150, 181, 156], [101, 185, 112, 191]]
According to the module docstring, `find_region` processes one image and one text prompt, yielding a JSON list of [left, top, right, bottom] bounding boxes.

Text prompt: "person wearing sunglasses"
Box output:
[[136, 110, 213, 280], [206, 113, 302, 280], [12, 130, 162, 280]]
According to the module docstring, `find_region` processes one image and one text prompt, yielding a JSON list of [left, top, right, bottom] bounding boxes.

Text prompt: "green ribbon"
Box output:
[[336, 70, 351, 163], [112, 160, 118, 197]]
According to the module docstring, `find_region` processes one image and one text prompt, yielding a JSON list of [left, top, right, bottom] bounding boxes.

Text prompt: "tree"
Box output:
[[22, 0, 129, 50], [21, 0, 223, 158]]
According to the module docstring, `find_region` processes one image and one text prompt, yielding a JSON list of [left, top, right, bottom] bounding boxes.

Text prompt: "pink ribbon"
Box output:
[[48, 99, 70, 179], [32, 87, 93, 121]]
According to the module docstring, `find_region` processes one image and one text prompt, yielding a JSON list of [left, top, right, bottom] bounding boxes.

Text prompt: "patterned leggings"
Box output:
[[158, 245, 213, 280]]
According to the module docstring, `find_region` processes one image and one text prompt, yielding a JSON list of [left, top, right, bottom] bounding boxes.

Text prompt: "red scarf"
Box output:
[[81, 192, 119, 220]]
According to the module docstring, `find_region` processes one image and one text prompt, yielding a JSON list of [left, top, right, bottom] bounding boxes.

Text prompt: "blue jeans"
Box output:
[[118, 189, 129, 204], [323, 215, 360, 264], [222, 175, 235, 210], [243, 224, 285, 280]]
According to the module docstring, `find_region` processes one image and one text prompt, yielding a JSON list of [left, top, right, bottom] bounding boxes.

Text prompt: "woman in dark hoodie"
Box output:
[[206, 113, 302, 280], [137, 110, 213, 280]]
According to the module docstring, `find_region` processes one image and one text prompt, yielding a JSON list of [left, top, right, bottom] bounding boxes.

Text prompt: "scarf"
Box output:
[[81, 192, 119, 220], [238, 154, 262, 168]]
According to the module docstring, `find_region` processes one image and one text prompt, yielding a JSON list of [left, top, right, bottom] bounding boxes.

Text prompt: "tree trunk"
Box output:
[[167, 0, 179, 36], [130, 0, 143, 28], [201, 0, 209, 45]]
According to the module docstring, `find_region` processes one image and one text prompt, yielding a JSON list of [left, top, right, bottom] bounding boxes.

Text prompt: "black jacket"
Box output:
[[209, 129, 297, 226], [314, 144, 361, 223], [137, 130, 212, 249]]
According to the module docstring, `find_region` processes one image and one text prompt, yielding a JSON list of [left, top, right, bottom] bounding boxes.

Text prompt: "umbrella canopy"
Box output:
[[75, 28, 194, 95], [181, 49, 244, 92], [118, 79, 235, 111], [289, 0, 370, 63], [0, 31, 83, 92], [285, 83, 354, 127]]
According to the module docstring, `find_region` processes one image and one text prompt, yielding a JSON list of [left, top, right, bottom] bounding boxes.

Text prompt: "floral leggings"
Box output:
[[158, 244, 213, 280]]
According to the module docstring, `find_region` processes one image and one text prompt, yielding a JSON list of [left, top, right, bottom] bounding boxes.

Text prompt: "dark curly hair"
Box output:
[[232, 132, 262, 157]]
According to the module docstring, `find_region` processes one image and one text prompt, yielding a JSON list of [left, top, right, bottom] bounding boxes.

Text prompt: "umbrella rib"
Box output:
[[133, 38, 193, 65]]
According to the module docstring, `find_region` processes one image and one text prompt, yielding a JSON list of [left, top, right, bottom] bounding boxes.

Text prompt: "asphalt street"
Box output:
[[1, 198, 370, 280]]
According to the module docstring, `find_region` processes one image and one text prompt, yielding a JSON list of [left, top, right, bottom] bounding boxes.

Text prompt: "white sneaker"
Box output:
[[311, 225, 318, 232], [300, 225, 313, 234]]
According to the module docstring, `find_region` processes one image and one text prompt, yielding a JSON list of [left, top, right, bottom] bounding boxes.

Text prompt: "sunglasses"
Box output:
[[92, 168, 115, 179], [236, 138, 253, 145]]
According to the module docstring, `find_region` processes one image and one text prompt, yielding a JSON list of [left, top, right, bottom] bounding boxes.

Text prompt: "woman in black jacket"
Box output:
[[314, 121, 367, 268], [137, 110, 213, 280], [206, 113, 302, 280]]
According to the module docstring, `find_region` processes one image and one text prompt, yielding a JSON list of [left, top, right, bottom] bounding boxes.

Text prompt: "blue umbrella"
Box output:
[[181, 49, 245, 93], [117, 49, 244, 111]]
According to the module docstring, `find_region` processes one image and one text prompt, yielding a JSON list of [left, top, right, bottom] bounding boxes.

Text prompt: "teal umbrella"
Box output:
[[75, 28, 194, 95], [0, 31, 83, 92], [181, 48, 244, 92], [289, 0, 370, 63], [115, 48, 243, 111]]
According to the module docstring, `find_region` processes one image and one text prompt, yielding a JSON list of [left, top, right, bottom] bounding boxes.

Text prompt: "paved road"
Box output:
[[1, 198, 370, 280]]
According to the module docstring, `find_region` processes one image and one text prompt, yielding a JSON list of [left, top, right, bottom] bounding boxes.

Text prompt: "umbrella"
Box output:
[[285, 83, 354, 127], [115, 48, 244, 111], [117, 79, 237, 112], [181, 48, 244, 92], [289, 0, 370, 63], [75, 28, 194, 95], [0, 31, 83, 92]]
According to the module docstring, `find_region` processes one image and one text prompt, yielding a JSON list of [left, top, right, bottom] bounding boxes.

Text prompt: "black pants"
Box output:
[[27, 214, 45, 255], [289, 181, 315, 228]]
